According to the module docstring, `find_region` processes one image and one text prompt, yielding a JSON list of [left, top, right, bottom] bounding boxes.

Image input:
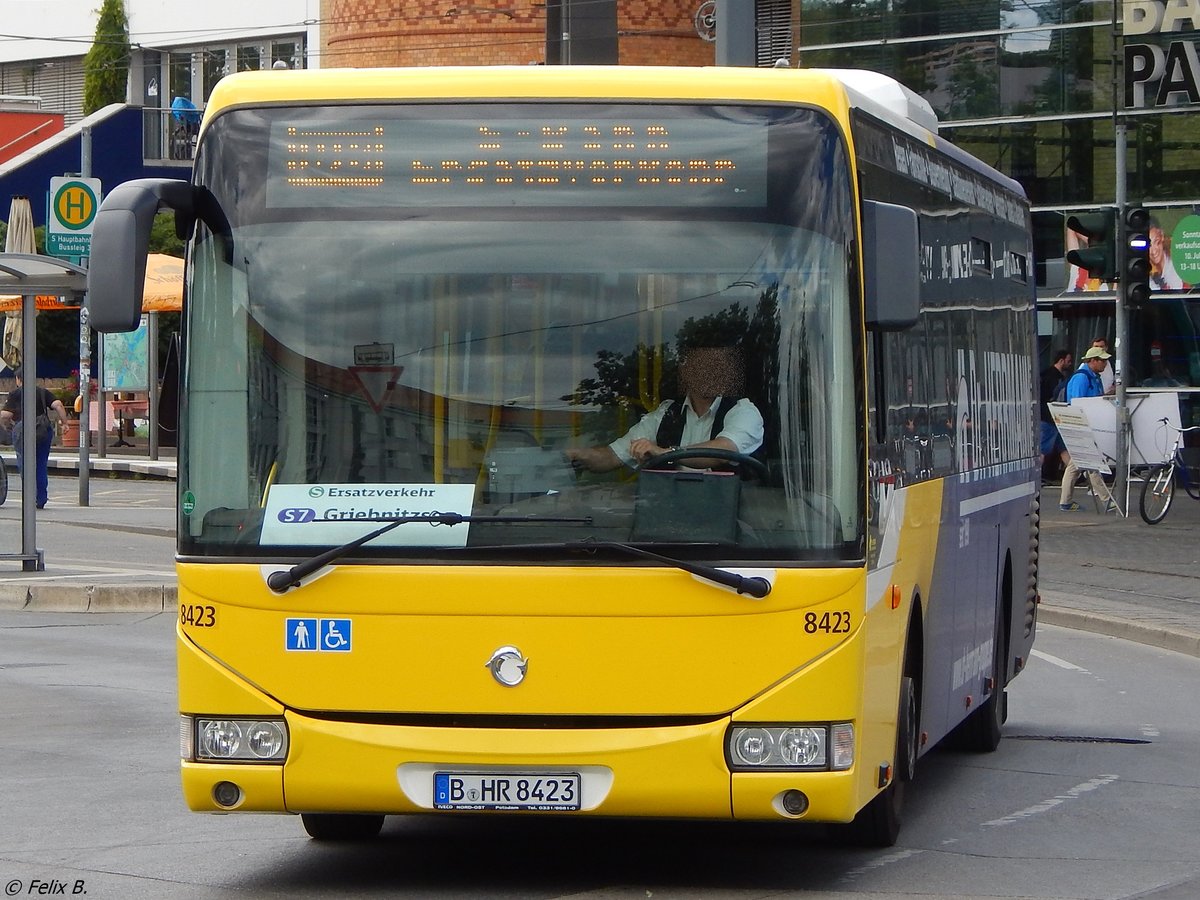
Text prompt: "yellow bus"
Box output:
[[86, 65, 1039, 846]]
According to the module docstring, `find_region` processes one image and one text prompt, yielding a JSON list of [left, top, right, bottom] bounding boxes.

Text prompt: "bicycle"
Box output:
[[0, 453, 7, 505], [1138, 417, 1200, 524]]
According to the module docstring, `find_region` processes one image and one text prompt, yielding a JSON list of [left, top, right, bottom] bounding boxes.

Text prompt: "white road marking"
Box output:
[[982, 774, 1120, 827], [1031, 648, 1090, 672], [838, 848, 925, 883]]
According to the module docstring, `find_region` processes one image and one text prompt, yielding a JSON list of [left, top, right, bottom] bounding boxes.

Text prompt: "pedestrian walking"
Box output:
[[0, 366, 67, 509]]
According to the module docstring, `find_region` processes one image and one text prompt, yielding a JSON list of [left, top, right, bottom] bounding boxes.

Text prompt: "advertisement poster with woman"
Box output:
[[1065, 209, 1198, 294]]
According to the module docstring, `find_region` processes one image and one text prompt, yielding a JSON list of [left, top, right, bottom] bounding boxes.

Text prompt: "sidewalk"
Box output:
[[1037, 483, 1200, 657], [1, 444, 177, 480], [3, 457, 1200, 660], [0, 443, 177, 612]]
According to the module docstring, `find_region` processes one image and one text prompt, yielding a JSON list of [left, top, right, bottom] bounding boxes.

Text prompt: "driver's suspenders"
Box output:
[[655, 396, 741, 449]]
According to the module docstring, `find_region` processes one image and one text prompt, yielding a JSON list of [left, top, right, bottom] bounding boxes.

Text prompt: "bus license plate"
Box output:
[[434, 772, 581, 811]]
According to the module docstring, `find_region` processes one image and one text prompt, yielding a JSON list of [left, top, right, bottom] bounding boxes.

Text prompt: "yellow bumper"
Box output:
[[182, 713, 862, 823]]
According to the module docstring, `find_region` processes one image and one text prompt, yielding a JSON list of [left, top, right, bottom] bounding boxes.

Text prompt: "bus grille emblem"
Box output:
[[486, 646, 528, 686]]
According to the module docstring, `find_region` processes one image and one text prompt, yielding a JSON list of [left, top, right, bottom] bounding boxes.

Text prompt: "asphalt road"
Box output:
[[1, 614, 1198, 899]]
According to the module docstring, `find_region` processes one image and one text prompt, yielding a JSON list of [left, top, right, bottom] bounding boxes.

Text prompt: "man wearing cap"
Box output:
[[1059, 346, 1116, 512], [1090, 337, 1116, 394]]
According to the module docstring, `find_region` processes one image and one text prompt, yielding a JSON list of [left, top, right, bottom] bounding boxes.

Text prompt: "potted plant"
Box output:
[[54, 370, 82, 448]]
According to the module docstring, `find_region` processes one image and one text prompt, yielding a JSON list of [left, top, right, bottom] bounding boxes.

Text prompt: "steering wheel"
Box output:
[[639, 447, 769, 481]]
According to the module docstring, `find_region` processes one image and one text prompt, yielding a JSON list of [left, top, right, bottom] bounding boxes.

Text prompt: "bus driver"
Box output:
[[565, 344, 764, 472]]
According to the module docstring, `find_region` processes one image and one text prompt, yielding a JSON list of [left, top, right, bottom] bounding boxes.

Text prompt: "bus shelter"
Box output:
[[0, 253, 183, 460], [0, 253, 88, 570]]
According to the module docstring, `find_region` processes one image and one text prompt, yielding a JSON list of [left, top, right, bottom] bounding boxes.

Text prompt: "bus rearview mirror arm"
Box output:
[[87, 178, 195, 333]]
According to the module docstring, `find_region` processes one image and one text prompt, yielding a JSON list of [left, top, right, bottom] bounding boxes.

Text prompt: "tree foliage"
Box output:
[[83, 0, 131, 115]]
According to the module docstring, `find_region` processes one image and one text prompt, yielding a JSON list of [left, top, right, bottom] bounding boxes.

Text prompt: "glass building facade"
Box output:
[[315, 0, 1200, 411], [773, 0, 1200, 401]]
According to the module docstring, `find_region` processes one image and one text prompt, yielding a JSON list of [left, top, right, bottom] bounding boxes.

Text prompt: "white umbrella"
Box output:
[[2, 195, 37, 370]]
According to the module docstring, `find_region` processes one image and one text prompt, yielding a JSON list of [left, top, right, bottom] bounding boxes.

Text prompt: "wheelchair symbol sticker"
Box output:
[[285, 617, 352, 652], [320, 619, 352, 652]]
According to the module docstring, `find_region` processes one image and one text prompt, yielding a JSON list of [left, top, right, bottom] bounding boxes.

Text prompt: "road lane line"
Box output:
[[838, 848, 925, 884], [982, 774, 1119, 827], [1032, 648, 1089, 672]]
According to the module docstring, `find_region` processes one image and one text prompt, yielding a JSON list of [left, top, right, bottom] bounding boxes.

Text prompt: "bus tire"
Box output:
[[301, 813, 385, 841], [846, 674, 916, 847], [895, 674, 919, 783]]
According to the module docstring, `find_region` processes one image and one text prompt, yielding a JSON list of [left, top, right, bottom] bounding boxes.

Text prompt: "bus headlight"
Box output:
[[181, 715, 289, 763], [778, 727, 824, 766], [732, 727, 775, 765], [728, 723, 854, 770]]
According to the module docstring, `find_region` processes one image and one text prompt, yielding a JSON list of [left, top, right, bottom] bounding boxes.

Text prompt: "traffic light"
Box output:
[[1066, 209, 1118, 283], [1124, 206, 1151, 309]]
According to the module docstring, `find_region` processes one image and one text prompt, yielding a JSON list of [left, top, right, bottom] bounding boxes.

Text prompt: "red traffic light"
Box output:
[[1126, 206, 1150, 233]]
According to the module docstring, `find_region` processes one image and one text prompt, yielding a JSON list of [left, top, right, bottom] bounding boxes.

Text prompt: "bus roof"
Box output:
[[203, 65, 898, 129], [200, 64, 1024, 200]]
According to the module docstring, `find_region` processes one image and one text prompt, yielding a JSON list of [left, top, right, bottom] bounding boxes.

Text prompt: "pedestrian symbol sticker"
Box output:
[[285, 618, 319, 651], [286, 618, 352, 652]]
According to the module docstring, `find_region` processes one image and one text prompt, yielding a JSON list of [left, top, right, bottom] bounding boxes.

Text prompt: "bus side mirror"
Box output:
[[87, 178, 194, 333], [863, 200, 920, 331]]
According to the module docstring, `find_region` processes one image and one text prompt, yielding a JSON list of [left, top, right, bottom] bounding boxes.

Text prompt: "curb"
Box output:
[[0, 583, 177, 613], [1039, 605, 1200, 659], [1, 451, 176, 481]]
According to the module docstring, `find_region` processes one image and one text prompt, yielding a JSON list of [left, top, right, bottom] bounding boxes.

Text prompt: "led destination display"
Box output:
[[266, 113, 769, 208]]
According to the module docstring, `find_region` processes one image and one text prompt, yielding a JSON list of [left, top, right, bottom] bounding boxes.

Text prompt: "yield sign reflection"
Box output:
[[349, 365, 402, 413]]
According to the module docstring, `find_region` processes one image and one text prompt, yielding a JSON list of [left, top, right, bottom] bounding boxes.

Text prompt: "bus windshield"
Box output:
[[180, 102, 862, 562]]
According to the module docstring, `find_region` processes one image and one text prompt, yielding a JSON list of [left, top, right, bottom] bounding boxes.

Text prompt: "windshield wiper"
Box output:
[[437, 538, 771, 598], [266, 513, 592, 593], [561, 539, 772, 598]]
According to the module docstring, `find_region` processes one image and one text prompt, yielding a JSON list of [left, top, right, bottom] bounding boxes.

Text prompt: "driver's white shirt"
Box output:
[[608, 395, 764, 466]]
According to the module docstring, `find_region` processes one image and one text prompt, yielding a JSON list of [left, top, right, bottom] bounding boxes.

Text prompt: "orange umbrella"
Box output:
[[140, 253, 183, 311], [0, 294, 74, 312], [0, 253, 183, 313]]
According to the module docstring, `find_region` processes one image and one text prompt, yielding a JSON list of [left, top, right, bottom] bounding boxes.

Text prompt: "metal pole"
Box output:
[[97, 337, 106, 458], [78, 125, 92, 505], [562, 0, 571, 64], [716, 0, 756, 67], [148, 311, 159, 459], [1114, 121, 1130, 511], [20, 291, 42, 570], [78, 306, 90, 505], [1112, 4, 1131, 513]]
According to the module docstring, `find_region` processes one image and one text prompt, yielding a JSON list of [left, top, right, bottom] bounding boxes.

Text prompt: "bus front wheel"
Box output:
[[847, 674, 917, 847], [301, 813, 385, 841]]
